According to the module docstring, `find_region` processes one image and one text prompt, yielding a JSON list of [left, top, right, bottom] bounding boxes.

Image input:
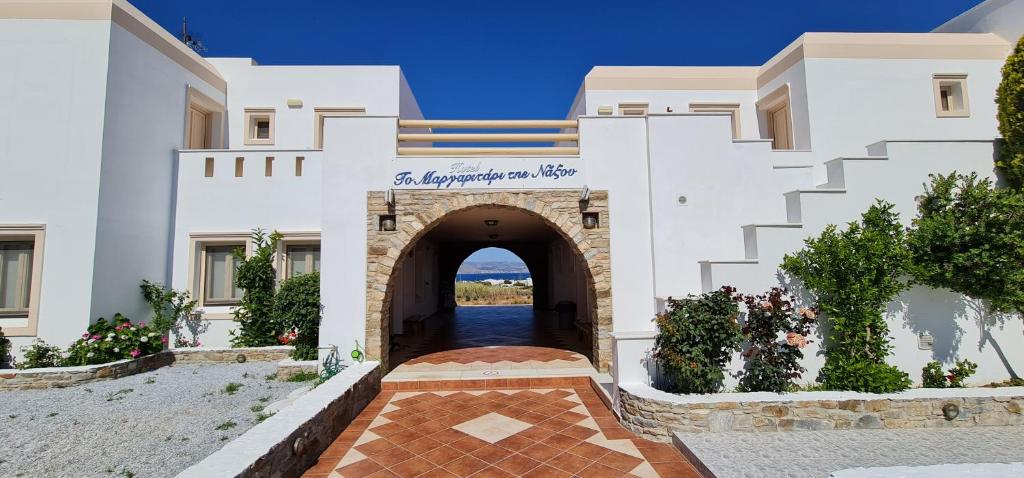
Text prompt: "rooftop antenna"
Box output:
[[180, 17, 207, 54]]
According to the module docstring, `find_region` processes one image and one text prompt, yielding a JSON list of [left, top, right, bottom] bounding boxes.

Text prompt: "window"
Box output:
[[0, 242, 33, 315], [184, 87, 224, 149], [757, 85, 794, 150], [933, 74, 969, 117], [618, 102, 649, 116], [244, 108, 275, 145], [202, 244, 244, 305], [189, 234, 251, 311], [313, 107, 366, 148], [0, 225, 44, 336], [689, 103, 742, 139], [285, 244, 321, 278]]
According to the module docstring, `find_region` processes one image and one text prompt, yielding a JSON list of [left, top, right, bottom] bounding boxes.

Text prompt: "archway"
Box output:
[[453, 247, 533, 306], [364, 190, 612, 371]]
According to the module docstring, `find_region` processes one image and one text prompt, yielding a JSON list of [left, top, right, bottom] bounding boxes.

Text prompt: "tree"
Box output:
[[908, 172, 1024, 314], [230, 229, 284, 347], [997, 34, 1024, 188], [781, 201, 912, 392]]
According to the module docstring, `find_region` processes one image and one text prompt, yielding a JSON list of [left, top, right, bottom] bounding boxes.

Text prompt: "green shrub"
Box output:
[[274, 271, 321, 361], [736, 288, 817, 393], [230, 229, 284, 347], [140, 280, 198, 343], [997, 34, 1024, 189], [921, 361, 947, 388], [17, 339, 64, 369], [922, 359, 978, 388], [0, 327, 10, 368], [65, 314, 164, 366], [781, 201, 912, 393], [653, 286, 744, 394], [908, 172, 1024, 315]]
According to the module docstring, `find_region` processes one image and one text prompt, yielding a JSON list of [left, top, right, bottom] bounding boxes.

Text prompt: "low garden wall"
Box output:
[[276, 358, 319, 381], [0, 351, 175, 391], [176, 361, 381, 478], [171, 346, 294, 363], [618, 383, 1024, 442], [0, 346, 295, 391]]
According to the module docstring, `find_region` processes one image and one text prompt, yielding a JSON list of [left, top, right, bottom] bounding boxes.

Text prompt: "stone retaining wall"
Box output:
[[619, 383, 1024, 442], [1, 346, 295, 391], [277, 359, 319, 381], [177, 362, 381, 478], [171, 346, 294, 363], [0, 351, 175, 391]]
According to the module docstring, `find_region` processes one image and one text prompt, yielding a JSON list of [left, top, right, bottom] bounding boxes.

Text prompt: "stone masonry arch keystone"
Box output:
[[365, 190, 612, 371]]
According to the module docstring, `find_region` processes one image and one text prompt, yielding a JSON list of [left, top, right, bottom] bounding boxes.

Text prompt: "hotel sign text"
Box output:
[[391, 157, 585, 190]]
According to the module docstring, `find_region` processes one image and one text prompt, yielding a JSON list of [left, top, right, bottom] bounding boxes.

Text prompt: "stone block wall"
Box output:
[[171, 346, 294, 363], [618, 384, 1024, 442], [0, 351, 174, 391], [364, 190, 613, 371], [1, 346, 295, 391], [177, 362, 382, 478], [277, 359, 319, 381]]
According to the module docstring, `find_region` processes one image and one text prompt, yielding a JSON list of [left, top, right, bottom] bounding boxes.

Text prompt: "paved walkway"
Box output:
[[389, 306, 590, 367], [676, 427, 1024, 478], [303, 347, 698, 477]]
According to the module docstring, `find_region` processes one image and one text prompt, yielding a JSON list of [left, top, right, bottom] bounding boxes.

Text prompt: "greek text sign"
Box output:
[[391, 157, 585, 190]]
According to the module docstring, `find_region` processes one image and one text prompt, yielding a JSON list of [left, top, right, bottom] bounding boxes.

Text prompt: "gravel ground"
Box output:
[[676, 427, 1024, 478], [0, 362, 309, 478]]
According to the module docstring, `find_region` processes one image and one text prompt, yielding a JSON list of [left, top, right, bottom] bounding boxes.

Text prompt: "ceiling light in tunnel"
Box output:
[[484, 219, 499, 226], [488, 234, 499, 240]]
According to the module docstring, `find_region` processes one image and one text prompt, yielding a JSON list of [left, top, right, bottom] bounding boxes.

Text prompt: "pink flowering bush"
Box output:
[[65, 313, 166, 366], [737, 288, 817, 393]]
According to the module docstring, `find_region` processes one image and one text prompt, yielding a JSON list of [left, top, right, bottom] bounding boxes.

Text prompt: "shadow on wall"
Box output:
[[889, 285, 967, 364]]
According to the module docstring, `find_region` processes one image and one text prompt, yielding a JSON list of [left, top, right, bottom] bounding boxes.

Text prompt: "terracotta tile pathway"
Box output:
[[404, 346, 585, 366], [303, 384, 699, 477]]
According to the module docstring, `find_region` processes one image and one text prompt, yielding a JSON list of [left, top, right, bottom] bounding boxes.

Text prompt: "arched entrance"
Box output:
[[364, 190, 612, 371]]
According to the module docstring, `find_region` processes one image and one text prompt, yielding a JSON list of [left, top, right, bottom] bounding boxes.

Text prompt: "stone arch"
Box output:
[[365, 190, 612, 371]]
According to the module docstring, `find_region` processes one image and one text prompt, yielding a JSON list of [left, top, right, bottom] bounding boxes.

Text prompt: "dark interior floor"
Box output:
[[389, 305, 591, 367]]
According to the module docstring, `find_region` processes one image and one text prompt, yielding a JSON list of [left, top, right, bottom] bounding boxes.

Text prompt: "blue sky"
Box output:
[[134, 0, 981, 121], [465, 247, 521, 263]]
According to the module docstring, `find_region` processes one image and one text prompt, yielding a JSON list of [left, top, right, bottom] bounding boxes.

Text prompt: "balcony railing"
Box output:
[[397, 119, 579, 156]]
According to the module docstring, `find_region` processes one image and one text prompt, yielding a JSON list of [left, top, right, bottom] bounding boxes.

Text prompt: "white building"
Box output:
[[2, 0, 1023, 395]]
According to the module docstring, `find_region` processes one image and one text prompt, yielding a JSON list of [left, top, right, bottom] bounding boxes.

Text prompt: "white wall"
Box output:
[[646, 114, 814, 298], [319, 117, 396, 358], [584, 90, 761, 140], [207, 59, 409, 150], [90, 22, 227, 325], [390, 240, 439, 335], [171, 150, 323, 346], [935, 0, 1024, 43], [803, 58, 1002, 170], [0, 19, 112, 353], [702, 140, 1023, 386]]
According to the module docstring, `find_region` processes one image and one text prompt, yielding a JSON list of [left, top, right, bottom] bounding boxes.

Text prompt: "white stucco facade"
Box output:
[[2, 0, 1023, 399]]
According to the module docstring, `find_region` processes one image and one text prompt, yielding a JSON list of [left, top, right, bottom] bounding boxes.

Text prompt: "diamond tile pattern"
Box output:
[[303, 385, 698, 478]]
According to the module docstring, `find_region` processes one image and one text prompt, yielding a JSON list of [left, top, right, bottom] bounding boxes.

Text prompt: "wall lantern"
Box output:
[[484, 219, 499, 227], [379, 215, 397, 231], [582, 212, 599, 229]]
